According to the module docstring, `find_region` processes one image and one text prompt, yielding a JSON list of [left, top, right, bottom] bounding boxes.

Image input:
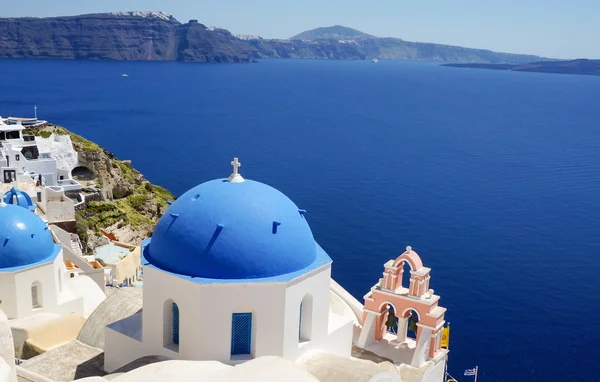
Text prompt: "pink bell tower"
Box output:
[[357, 246, 448, 369]]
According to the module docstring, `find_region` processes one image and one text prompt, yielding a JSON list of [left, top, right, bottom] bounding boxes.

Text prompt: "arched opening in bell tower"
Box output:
[[403, 308, 420, 341]]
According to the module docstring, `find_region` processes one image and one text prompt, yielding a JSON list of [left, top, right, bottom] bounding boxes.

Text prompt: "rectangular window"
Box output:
[[15, 154, 19, 161], [172, 303, 180, 345], [31, 285, 39, 308], [37, 192, 42, 202], [231, 313, 252, 355]]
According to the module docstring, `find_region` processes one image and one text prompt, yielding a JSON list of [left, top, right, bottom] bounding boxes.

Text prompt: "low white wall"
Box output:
[[105, 326, 151, 373], [46, 200, 75, 222]]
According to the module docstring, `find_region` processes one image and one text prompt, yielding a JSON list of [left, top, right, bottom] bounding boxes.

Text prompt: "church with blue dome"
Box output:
[[104, 158, 354, 371], [3, 187, 36, 212], [0, 196, 105, 337]]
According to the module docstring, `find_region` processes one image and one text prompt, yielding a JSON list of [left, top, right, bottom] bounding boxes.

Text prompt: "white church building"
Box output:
[[0, 201, 105, 322], [104, 158, 355, 371]]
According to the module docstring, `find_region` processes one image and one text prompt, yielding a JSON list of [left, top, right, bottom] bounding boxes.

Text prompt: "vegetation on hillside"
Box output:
[[29, 124, 102, 152], [30, 123, 174, 249]]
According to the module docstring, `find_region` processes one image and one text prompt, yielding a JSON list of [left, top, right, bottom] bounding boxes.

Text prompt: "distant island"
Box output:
[[442, 59, 600, 76], [0, 12, 547, 64]]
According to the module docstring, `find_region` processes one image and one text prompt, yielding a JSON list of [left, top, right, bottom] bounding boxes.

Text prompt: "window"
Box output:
[[15, 154, 19, 161], [31, 282, 42, 309], [37, 192, 42, 202], [6, 131, 19, 140], [299, 294, 313, 342], [231, 313, 252, 355], [58, 269, 62, 292], [172, 303, 180, 345], [163, 300, 180, 351]]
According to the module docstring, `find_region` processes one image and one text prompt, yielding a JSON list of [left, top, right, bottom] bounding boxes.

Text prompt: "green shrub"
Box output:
[[126, 194, 150, 210], [75, 214, 89, 248]]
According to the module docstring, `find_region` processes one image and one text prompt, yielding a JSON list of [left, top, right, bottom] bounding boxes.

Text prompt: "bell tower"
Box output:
[[357, 246, 448, 368]]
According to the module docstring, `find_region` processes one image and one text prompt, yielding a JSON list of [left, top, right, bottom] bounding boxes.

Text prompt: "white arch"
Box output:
[[401, 307, 421, 321], [378, 301, 398, 314]]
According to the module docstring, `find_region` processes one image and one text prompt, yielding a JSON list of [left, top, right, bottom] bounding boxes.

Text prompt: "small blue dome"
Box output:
[[0, 204, 56, 269], [146, 179, 317, 279], [3, 187, 35, 211]]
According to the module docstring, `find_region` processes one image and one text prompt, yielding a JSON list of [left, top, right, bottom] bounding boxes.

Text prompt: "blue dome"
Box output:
[[0, 204, 56, 269], [3, 187, 35, 211], [146, 179, 317, 279]]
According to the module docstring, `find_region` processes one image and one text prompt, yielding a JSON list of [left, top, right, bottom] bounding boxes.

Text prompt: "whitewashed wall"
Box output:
[[36, 135, 78, 175]]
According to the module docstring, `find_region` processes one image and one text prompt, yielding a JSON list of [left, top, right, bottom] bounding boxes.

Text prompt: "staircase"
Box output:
[[70, 237, 84, 258]]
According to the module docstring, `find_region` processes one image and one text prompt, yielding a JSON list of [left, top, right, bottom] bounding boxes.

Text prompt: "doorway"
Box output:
[[3, 170, 15, 183]]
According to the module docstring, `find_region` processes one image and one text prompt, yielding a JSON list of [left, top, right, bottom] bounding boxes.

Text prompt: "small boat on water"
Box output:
[[121, 73, 129, 77], [372, 57, 379, 63]]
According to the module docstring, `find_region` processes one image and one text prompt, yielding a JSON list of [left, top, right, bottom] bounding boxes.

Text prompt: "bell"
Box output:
[[385, 312, 398, 328], [408, 314, 419, 333]]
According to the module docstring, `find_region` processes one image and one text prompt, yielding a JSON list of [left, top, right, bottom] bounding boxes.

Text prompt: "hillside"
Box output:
[[29, 124, 174, 252], [0, 13, 546, 64], [290, 25, 374, 40], [443, 59, 600, 76]]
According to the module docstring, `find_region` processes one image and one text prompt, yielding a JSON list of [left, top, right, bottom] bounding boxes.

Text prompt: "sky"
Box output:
[[0, 0, 598, 59]]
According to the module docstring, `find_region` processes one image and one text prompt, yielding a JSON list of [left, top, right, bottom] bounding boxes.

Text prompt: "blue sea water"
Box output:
[[2, 58, 600, 380]]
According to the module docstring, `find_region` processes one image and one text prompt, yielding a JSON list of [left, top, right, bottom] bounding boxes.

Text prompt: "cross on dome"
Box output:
[[227, 157, 245, 183]]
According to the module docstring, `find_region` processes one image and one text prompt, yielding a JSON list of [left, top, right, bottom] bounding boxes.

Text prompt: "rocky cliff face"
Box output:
[[0, 12, 545, 64], [0, 12, 180, 60], [30, 124, 174, 250], [177, 24, 253, 62]]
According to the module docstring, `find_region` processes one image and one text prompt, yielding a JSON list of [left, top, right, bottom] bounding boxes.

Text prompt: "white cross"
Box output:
[[231, 157, 241, 176], [228, 157, 245, 183]]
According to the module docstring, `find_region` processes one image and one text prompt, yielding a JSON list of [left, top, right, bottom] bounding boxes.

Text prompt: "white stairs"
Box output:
[[70, 237, 84, 257]]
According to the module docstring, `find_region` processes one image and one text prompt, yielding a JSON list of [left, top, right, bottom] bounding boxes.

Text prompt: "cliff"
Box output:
[[29, 124, 174, 252], [443, 59, 600, 76], [0, 13, 545, 64], [0, 12, 253, 63]]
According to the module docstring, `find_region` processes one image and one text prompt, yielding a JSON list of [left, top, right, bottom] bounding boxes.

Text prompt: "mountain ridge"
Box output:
[[290, 25, 375, 40], [0, 13, 549, 64]]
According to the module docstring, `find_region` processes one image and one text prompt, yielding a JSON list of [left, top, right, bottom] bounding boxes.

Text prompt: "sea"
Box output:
[[1, 58, 600, 381]]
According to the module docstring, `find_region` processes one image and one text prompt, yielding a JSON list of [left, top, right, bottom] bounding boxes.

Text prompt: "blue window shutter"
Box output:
[[231, 313, 252, 355], [173, 303, 180, 345]]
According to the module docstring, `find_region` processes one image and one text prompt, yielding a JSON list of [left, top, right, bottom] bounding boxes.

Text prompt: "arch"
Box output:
[[401, 307, 422, 321], [403, 308, 420, 340], [393, 254, 423, 272], [71, 166, 95, 181], [31, 281, 42, 309], [392, 247, 424, 272], [163, 299, 180, 351], [378, 301, 398, 314], [378, 302, 399, 337], [299, 294, 313, 342]]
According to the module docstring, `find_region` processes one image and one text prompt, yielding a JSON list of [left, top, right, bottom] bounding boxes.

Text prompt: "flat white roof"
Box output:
[[0, 125, 25, 132]]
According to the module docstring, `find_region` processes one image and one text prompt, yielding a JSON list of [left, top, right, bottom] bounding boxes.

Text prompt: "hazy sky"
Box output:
[[1, 0, 597, 59]]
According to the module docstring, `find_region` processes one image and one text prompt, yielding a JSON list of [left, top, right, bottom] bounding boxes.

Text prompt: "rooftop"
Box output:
[[94, 242, 132, 265]]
